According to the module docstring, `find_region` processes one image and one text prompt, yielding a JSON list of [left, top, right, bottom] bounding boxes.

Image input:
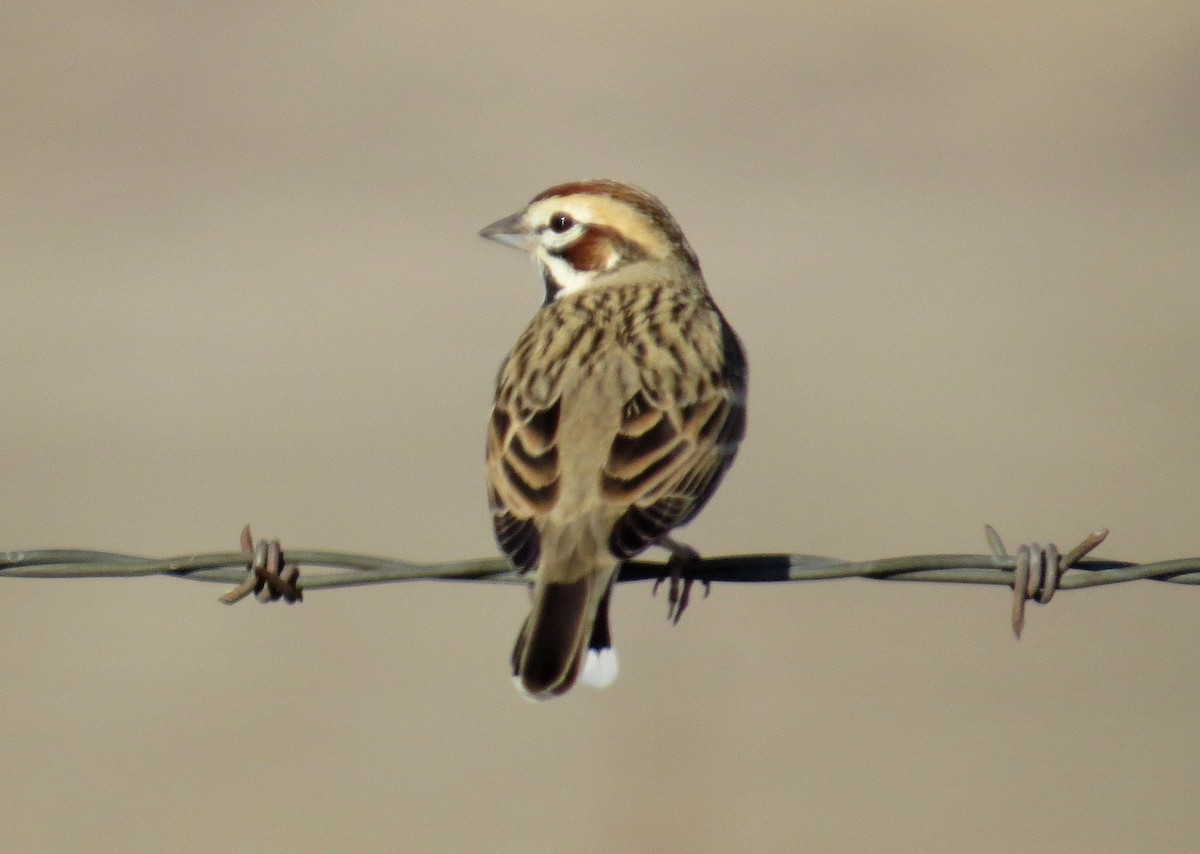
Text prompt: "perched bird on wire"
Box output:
[[481, 180, 747, 700]]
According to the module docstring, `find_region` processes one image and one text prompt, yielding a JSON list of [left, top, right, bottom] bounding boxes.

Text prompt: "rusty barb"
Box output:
[[985, 525, 1109, 638], [219, 525, 302, 605]]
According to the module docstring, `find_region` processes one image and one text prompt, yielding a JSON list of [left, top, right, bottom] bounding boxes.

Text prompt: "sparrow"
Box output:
[[480, 180, 747, 700]]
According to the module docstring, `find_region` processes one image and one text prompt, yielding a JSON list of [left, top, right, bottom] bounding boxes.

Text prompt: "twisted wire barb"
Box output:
[[219, 527, 301, 605], [3, 526, 1199, 634]]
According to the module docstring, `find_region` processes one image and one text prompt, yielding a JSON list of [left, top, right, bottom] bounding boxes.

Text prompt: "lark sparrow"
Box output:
[[481, 180, 747, 699]]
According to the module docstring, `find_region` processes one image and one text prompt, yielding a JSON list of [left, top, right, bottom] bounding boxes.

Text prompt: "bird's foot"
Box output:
[[651, 537, 708, 624]]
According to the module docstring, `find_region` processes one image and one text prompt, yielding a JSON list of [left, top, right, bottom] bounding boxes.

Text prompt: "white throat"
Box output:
[[540, 254, 599, 299]]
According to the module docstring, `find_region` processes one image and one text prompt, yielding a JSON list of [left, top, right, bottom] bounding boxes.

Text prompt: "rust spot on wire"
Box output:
[[985, 525, 1107, 637], [220, 525, 302, 604]]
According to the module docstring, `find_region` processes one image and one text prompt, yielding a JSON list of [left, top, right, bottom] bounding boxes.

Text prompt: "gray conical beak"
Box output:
[[479, 210, 534, 250]]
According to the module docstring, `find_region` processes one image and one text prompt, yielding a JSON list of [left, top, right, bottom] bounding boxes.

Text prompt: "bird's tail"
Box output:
[[512, 549, 617, 700]]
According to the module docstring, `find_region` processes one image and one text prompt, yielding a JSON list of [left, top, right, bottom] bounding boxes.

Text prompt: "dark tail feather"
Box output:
[[588, 582, 613, 654], [512, 577, 591, 699]]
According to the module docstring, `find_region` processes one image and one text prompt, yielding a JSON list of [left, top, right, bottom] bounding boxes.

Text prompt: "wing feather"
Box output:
[[488, 390, 562, 571], [606, 308, 747, 559]]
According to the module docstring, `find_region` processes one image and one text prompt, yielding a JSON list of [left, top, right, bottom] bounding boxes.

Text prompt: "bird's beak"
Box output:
[[479, 210, 535, 250]]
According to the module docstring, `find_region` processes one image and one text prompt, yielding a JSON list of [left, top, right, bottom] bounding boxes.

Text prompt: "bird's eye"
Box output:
[[548, 213, 574, 233]]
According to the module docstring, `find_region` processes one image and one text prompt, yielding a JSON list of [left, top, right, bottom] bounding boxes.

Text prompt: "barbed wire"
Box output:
[[3, 525, 1198, 636]]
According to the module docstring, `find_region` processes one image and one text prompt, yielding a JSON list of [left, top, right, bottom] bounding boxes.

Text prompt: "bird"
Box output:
[[480, 179, 747, 700]]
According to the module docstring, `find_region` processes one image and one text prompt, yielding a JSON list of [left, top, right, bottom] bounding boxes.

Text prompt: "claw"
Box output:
[[653, 536, 704, 624], [671, 576, 695, 624]]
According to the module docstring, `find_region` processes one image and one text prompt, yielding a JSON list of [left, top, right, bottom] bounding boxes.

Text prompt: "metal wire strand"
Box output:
[[3, 525, 1199, 636]]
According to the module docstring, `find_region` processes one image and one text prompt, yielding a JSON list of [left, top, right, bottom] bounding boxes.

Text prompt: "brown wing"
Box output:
[[606, 310, 747, 559], [487, 392, 561, 573]]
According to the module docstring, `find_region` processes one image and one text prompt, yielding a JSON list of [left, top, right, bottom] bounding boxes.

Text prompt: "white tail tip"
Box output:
[[579, 648, 619, 689], [512, 675, 544, 702]]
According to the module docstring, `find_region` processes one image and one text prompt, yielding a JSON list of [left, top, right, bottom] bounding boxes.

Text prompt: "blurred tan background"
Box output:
[[3, 3, 1199, 852]]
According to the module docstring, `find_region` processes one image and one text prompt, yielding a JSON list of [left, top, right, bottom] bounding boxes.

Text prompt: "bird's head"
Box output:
[[479, 179, 702, 301]]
